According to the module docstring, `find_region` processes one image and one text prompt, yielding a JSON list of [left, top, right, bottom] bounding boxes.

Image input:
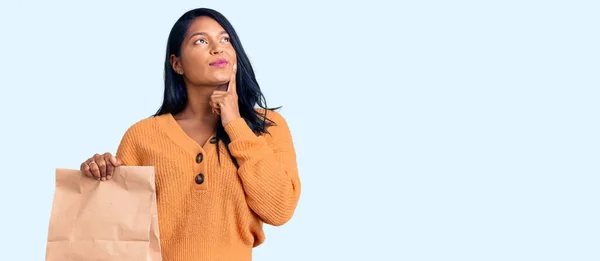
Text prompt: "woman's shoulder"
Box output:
[[254, 107, 287, 124], [253, 107, 292, 137], [120, 115, 162, 139]]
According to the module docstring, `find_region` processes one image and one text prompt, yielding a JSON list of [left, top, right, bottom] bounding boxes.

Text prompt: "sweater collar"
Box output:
[[155, 113, 217, 156]]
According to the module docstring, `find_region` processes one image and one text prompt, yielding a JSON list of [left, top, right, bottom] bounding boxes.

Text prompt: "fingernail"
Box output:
[[107, 175, 112, 180], [101, 177, 106, 181], [111, 157, 117, 163]]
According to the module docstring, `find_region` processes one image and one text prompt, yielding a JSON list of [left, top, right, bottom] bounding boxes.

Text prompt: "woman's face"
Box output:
[[173, 16, 236, 86]]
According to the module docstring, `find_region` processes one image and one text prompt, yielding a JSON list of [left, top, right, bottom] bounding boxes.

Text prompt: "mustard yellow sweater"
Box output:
[[115, 108, 301, 261]]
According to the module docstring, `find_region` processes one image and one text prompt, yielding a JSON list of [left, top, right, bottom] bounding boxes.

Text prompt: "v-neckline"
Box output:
[[155, 113, 217, 156]]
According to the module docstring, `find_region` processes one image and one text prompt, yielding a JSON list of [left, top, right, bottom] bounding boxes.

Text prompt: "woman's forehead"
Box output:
[[187, 16, 226, 34]]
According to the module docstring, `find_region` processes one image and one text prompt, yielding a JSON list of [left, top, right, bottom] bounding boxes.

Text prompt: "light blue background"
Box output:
[[0, 0, 598, 260]]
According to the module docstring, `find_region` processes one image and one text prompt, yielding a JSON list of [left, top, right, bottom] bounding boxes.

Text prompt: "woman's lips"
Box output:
[[209, 58, 228, 68]]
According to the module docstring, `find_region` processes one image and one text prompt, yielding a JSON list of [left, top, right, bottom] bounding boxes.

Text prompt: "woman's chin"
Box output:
[[210, 75, 232, 85], [194, 78, 229, 87], [190, 73, 230, 86]]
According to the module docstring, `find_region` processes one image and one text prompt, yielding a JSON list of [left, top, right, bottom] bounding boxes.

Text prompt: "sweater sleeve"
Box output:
[[224, 110, 301, 226], [115, 125, 142, 166]]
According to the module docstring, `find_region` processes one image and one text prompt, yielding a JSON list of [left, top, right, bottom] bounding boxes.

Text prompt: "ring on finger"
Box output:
[[88, 161, 97, 166]]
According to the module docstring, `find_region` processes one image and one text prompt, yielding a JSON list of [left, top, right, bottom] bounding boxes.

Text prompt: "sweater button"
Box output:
[[195, 153, 203, 163], [195, 173, 205, 184], [209, 137, 217, 144]]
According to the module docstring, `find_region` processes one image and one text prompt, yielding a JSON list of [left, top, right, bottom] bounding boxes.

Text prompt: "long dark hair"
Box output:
[[154, 8, 280, 167]]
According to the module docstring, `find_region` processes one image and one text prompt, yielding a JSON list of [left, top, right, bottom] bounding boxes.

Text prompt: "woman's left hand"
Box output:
[[210, 64, 241, 126]]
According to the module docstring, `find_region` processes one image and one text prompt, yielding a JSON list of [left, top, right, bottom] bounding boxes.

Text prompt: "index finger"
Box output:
[[227, 63, 237, 94]]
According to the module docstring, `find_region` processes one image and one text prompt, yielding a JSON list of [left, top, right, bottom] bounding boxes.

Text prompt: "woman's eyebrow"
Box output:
[[188, 31, 228, 39]]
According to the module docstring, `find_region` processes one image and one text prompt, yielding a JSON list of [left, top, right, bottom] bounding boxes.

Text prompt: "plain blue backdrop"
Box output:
[[0, 0, 598, 260]]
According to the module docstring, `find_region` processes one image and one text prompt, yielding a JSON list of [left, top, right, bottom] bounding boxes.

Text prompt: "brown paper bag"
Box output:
[[46, 166, 162, 261]]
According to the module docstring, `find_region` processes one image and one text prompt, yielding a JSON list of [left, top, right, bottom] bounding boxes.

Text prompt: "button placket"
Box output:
[[194, 150, 207, 189]]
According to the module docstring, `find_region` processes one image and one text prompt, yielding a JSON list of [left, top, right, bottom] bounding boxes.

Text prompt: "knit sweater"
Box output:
[[115, 108, 301, 261]]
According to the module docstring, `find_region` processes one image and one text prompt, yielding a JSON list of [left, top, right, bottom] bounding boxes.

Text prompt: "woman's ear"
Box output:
[[170, 54, 183, 75]]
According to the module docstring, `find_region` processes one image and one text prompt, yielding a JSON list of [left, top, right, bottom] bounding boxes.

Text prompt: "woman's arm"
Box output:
[[224, 110, 301, 226]]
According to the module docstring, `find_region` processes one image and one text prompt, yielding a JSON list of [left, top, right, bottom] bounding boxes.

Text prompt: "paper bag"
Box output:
[[46, 166, 162, 261]]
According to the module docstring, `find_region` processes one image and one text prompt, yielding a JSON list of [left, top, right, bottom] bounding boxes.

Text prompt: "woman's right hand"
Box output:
[[80, 152, 123, 181]]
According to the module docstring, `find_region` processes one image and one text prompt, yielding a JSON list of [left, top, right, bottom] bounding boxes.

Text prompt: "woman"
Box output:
[[79, 8, 301, 260]]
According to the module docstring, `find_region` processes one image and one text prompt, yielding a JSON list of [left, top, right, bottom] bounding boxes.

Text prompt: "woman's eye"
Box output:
[[195, 37, 229, 45]]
